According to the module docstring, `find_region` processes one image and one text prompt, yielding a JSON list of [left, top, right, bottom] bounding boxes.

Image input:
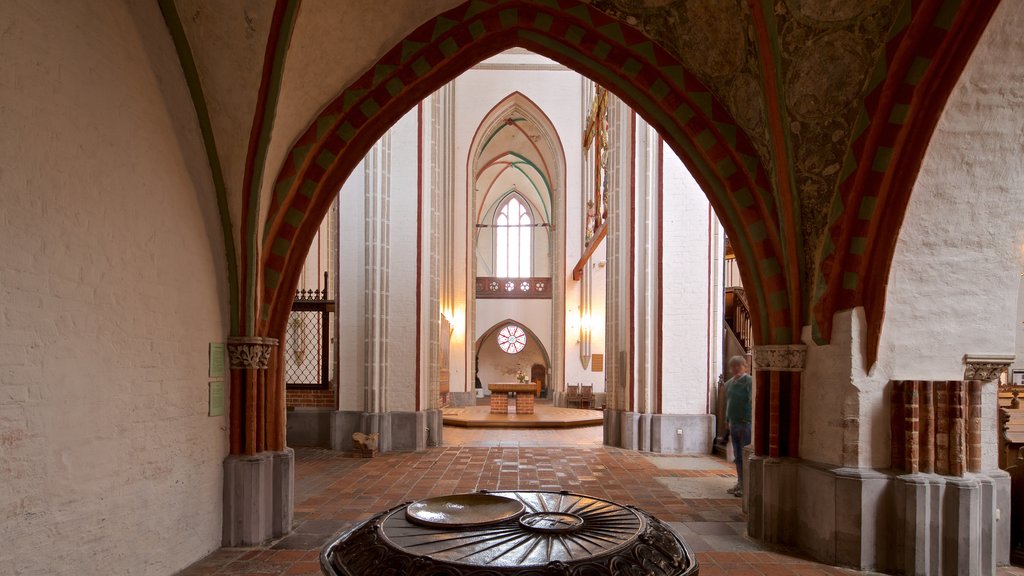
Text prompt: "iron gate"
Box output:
[[285, 273, 334, 389]]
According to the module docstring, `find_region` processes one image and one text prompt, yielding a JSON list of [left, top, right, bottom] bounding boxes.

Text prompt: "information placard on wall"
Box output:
[[208, 342, 226, 417], [208, 381, 225, 417], [208, 342, 225, 379]]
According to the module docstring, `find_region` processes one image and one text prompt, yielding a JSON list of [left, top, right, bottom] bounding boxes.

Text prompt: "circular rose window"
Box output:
[[496, 324, 527, 354]]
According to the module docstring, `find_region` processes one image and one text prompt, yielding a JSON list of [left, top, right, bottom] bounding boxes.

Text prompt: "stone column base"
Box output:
[[425, 408, 443, 447], [746, 456, 1011, 574], [328, 410, 430, 453], [284, 407, 440, 448], [448, 392, 476, 407], [602, 410, 715, 454], [222, 449, 294, 547]]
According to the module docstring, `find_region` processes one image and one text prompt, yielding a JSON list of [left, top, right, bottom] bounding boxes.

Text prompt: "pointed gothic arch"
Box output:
[[257, 0, 796, 354], [467, 90, 567, 408], [475, 318, 552, 372]]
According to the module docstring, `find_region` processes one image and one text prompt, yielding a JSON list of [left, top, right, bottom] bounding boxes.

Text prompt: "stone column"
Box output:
[[329, 122, 429, 454], [602, 97, 634, 449], [747, 343, 805, 545], [362, 134, 392, 452], [223, 336, 293, 546]]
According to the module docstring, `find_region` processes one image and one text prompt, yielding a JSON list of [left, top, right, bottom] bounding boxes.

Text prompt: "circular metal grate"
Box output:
[[321, 490, 699, 576], [383, 492, 641, 566]]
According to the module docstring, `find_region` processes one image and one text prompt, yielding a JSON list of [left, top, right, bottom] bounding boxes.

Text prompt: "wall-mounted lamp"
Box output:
[[442, 305, 466, 342]]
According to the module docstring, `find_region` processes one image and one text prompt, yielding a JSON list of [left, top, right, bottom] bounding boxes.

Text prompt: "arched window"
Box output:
[[494, 195, 532, 277]]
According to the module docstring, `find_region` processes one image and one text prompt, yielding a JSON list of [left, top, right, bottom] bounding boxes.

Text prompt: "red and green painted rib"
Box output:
[[258, 0, 798, 347]]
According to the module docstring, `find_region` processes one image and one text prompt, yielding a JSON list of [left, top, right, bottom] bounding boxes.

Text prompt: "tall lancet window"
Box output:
[[495, 194, 532, 278]]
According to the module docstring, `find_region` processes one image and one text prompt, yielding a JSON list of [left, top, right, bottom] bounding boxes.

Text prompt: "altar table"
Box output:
[[488, 382, 538, 414]]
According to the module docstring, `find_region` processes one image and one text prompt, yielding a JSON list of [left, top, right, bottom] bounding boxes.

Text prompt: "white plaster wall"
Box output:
[[336, 159, 366, 411], [802, 1, 1024, 470], [661, 150, 713, 415], [387, 110, 420, 412], [800, 309, 861, 468], [0, 1, 229, 574]]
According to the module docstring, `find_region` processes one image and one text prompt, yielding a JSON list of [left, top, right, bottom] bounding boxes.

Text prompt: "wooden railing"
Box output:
[[724, 287, 752, 352]]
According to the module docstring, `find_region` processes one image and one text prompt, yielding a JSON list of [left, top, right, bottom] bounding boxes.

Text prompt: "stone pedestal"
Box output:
[[745, 456, 1010, 573], [426, 408, 443, 447], [326, 410, 430, 453], [448, 391, 476, 407], [602, 409, 715, 454], [222, 449, 294, 547]]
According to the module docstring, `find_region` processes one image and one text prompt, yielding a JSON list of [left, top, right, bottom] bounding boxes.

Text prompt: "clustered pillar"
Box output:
[[746, 343, 805, 545], [222, 336, 294, 547]]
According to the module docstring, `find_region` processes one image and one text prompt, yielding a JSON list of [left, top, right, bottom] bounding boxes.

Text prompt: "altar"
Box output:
[[488, 382, 538, 415]]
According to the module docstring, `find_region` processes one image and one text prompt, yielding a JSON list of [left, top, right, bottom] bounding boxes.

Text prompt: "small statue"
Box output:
[[352, 432, 379, 451]]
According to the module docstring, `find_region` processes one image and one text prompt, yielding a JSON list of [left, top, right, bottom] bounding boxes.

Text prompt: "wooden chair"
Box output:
[[580, 385, 593, 409], [567, 384, 580, 408]]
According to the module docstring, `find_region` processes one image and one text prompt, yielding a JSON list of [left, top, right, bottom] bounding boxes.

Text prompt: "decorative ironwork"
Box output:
[[286, 272, 334, 390], [476, 276, 551, 299], [321, 490, 698, 576]]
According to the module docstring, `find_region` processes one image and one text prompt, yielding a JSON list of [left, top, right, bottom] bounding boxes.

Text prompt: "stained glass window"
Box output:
[[497, 324, 527, 354], [495, 195, 532, 277]]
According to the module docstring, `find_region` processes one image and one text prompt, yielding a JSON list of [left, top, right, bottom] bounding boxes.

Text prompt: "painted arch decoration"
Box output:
[[258, 0, 797, 352], [809, 0, 1001, 363]]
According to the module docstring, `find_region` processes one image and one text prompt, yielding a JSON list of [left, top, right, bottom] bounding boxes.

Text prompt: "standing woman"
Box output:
[[725, 356, 752, 497]]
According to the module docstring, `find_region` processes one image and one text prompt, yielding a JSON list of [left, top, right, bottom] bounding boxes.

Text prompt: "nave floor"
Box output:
[[180, 435, 1024, 575]]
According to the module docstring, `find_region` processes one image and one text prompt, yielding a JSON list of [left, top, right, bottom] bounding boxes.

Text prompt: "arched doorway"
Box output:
[[475, 319, 551, 399], [468, 90, 569, 407], [256, 0, 801, 473], [209, 0, 1010, 566]]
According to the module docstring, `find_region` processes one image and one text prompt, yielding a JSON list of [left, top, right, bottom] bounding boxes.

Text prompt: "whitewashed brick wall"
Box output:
[[801, 1, 1024, 470], [1, 2, 229, 574], [660, 153, 713, 415]]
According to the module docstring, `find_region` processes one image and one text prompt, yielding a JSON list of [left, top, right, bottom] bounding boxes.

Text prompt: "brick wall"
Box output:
[[286, 385, 336, 409], [490, 393, 509, 414]]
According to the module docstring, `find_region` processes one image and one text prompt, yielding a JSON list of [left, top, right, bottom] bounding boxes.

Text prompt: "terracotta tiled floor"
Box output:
[[442, 422, 604, 446], [180, 434, 1024, 576]]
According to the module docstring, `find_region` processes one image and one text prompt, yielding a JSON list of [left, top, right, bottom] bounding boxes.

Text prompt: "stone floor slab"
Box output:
[[656, 475, 739, 499], [645, 455, 735, 470]]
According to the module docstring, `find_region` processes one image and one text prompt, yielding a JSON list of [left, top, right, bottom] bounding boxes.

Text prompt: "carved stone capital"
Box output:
[[227, 337, 278, 370], [963, 354, 1014, 382], [753, 345, 807, 372]]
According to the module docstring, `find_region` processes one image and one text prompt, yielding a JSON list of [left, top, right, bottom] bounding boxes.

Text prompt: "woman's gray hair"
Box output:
[[728, 355, 747, 369]]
